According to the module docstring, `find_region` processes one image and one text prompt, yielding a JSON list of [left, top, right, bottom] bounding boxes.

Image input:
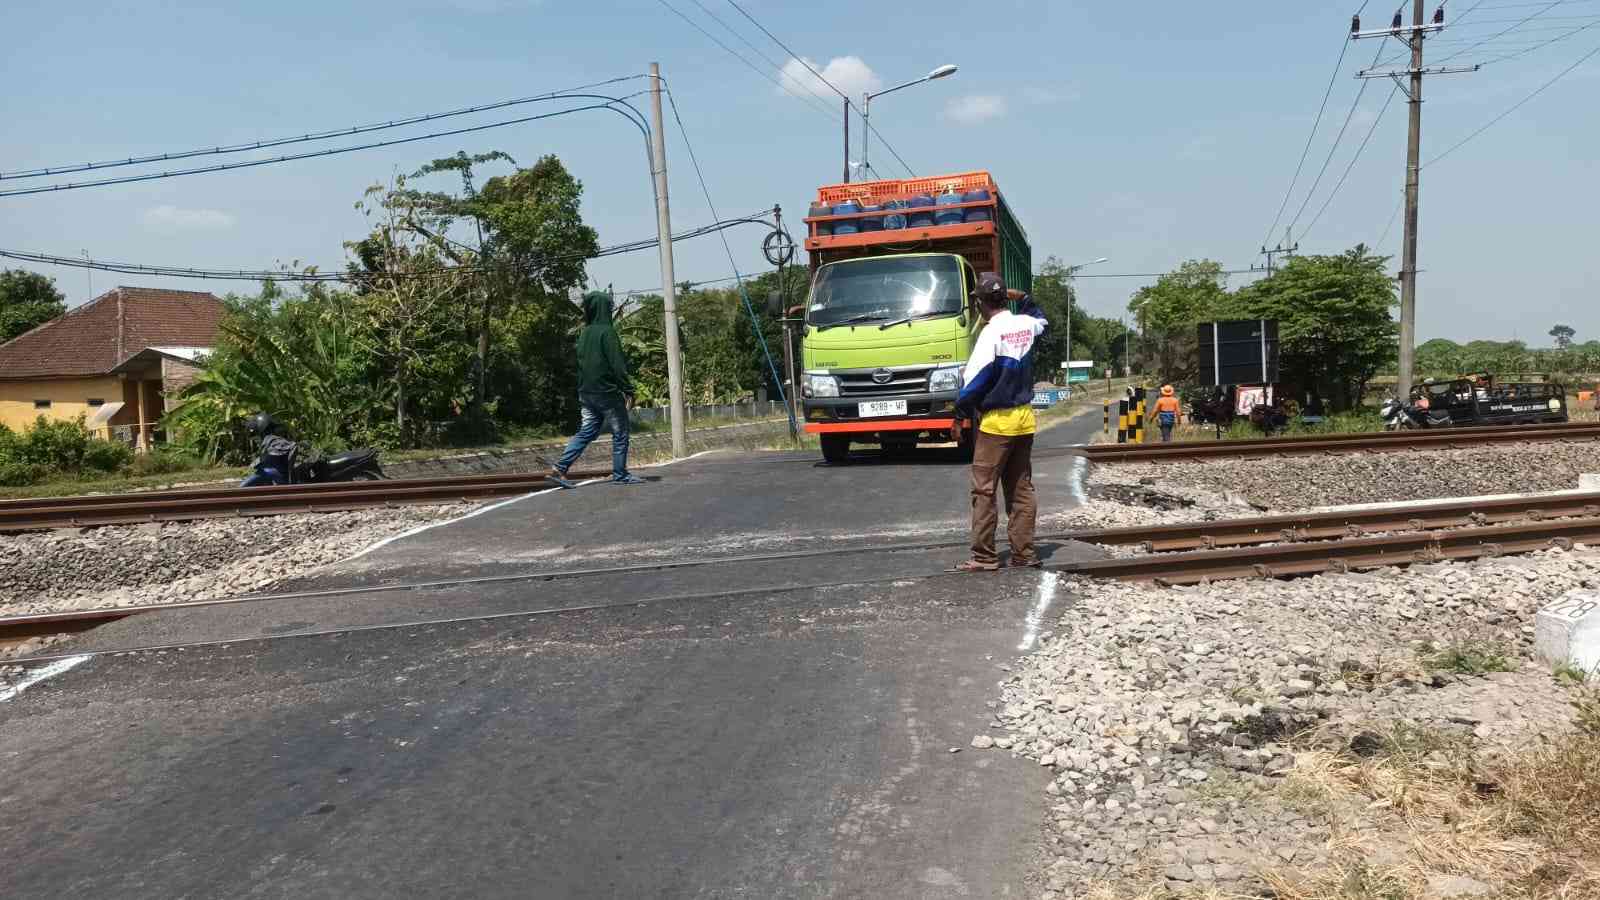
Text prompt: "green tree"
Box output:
[[1230, 245, 1397, 409], [1550, 323, 1576, 350], [1127, 260, 1232, 383], [0, 269, 67, 343]]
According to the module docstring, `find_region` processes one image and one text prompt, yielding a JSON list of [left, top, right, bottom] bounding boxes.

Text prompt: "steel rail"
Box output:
[[1066, 491, 1600, 552], [1057, 515, 1600, 585], [0, 469, 614, 532], [1077, 422, 1600, 462]]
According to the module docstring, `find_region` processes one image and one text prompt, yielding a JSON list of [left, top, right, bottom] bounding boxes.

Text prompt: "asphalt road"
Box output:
[[2, 412, 1104, 899]]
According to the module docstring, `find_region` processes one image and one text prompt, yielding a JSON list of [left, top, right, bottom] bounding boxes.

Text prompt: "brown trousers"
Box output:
[[970, 430, 1037, 565]]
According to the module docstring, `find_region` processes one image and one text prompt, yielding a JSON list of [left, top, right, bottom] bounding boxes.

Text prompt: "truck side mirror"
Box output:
[[767, 291, 783, 317]]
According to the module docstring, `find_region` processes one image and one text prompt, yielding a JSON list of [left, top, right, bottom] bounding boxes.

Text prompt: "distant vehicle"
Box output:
[[796, 171, 1031, 464], [1388, 373, 1568, 429]]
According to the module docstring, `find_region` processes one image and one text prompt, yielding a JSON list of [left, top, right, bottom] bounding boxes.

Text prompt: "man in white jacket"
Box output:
[[951, 272, 1049, 572]]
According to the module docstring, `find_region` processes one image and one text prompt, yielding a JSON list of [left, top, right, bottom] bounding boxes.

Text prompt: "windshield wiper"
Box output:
[[878, 310, 953, 330], [817, 313, 884, 331]]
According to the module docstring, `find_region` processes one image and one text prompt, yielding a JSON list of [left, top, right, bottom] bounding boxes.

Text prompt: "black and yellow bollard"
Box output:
[[1103, 401, 1110, 435], [1133, 388, 1146, 444], [1116, 399, 1128, 443]]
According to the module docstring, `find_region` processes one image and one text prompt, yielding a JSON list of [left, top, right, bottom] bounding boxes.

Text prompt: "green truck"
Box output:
[[799, 171, 1032, 463]]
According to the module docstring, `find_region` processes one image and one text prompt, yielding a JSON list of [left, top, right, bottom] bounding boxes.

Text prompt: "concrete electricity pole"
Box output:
[[650, 63, 688, 457], [1353, 3, 1475, 401]]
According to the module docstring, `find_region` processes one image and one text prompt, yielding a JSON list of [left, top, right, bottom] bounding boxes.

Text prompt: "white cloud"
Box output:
[[140, 206, 236, 231], [942, 94, 1008, 126], [1023, 85, 1080, 105], [776, 55, 882, 102]]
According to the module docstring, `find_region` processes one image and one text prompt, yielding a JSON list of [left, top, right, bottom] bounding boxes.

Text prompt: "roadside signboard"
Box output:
[[1066, 360, 1094, 384]]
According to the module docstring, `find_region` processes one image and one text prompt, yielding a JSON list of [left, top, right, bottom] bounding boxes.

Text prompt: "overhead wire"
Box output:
[[1478, 16, 1600, 59], [0, 96, 653, 198], [0, 214, 781, 283], [1433, 0, 1572, 63], [653, 0, 839, 123], [1423, 39, 1600, 166], [661, 83, 798, 435], [0, 75, 649, 182], [723, 0, 916, 177], [1285, 38, 1392, 238], [683, 0, 840, 112], [1258, 24, 1354, 249], [1300, 81, 1402, 243]]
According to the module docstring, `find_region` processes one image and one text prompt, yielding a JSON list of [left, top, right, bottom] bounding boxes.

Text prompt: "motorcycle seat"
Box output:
[[326, 448, 376, 467]]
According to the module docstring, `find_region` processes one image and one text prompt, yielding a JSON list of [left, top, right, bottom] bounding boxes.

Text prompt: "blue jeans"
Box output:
[[557, 394, 631, 477]]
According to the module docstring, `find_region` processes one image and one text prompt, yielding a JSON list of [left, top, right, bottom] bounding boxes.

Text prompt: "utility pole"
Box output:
[[1353, 3, 1476, 401], [1256, 229, 1298, 277], [842, 97, 851, 183], [650, 63, 688, 457]]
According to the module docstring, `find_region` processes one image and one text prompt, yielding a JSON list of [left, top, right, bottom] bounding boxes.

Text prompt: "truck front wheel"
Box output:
[[821, 435, 850, 464]]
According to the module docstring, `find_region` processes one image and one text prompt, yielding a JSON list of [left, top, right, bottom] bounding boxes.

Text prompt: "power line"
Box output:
[[1479, 16, 1600, 59], [683, 0, 840, 112], [1423, 40, 1600, 166], [1434, 0, 1573, 63], [0, 97, 651, 199], [721, 0, 915, 178], [0, 76, 648, 182], [0, 215, 780, 283], [653, 0, 839, 122], [1301, 81, 1402, 242], [724, 0, 848, 102], [1285, 39, 1391, 237], [1259, 31, 1353, 249], [662, 85, 796, 432]]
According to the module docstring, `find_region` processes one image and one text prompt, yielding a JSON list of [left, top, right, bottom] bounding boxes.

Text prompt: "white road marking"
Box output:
[[0, 655, 90, 703], [343, 446, 723, 563], [1068, 455, 1088, 506], [1018, 571, 1059, 652]]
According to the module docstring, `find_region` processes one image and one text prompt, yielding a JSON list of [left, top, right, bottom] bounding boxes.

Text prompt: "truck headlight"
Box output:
[[929, 365, 963, 392], [805, 374, 840, 398]]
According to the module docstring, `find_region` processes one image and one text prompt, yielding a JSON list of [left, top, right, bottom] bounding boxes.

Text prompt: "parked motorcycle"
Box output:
[[1380, 398, 1452, 431], [240, 413, 385, 486]]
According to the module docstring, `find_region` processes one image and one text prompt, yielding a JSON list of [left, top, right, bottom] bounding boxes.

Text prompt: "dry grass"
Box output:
[[1259, 720, 1600, 900]]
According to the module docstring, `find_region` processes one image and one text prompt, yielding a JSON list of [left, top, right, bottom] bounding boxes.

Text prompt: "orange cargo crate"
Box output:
[[816, 171, 996, 206]]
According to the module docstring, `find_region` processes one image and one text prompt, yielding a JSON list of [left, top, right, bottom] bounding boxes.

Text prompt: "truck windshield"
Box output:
[[809, 256, 964, 327]]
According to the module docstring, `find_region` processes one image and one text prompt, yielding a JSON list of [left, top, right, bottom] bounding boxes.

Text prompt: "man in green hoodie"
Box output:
[[550, 292, 644, 487]]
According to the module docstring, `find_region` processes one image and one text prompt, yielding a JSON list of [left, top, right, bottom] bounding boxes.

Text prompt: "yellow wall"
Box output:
[[0, 377, 125, 432]]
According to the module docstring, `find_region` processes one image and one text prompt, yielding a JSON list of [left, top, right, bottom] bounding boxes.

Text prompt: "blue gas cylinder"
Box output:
[[934, 189, 965, 226], [832, 200, 861, 235], [907, 194, 936, 228], [808, 201, 833, 237], [881, 198, 908, 230], [961, 189, 992, 223], [860, 204, 884, 232]]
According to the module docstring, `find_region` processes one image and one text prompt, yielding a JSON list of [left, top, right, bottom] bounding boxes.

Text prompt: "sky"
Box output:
[[2, 0, 1597, 347]]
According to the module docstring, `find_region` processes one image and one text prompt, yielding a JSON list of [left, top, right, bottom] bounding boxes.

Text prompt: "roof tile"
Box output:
[[0, 286, 223, 379]]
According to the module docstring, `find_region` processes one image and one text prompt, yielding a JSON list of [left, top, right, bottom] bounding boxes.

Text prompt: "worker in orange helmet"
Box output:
[[1149, 384, 1183, 442]]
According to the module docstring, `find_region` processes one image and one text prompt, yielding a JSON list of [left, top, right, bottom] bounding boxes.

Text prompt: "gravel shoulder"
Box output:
[[978, 454, 1600, 899]]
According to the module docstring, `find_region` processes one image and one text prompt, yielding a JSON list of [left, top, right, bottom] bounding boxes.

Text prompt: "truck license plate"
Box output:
[[858, 399, 908, 418]]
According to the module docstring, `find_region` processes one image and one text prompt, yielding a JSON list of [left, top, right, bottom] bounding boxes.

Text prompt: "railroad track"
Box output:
[[1077, 421, 1600, 463], [0, 469, 614, 533]]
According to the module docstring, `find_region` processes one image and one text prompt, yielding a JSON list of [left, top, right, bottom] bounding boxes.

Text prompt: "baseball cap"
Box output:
[[977, 272, 1006, 299]]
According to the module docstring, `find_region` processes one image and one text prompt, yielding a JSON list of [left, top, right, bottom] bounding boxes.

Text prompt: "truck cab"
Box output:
[[798, 172, 1031, 463]]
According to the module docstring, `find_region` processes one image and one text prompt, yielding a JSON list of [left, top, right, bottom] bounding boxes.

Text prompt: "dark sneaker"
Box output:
[[547, 470, 577, 489], [1009, 556, 1044, 569], [612, 473, 645, 485]]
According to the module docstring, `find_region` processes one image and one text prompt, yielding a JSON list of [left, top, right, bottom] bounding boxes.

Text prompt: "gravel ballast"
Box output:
[[1095, 438, 1600, 510], [0, 503, 482, 617], [983, 459, 1600, 898]]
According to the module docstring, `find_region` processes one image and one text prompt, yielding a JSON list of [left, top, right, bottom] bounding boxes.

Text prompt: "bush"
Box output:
[[129, 446, 203, 477], [81, 438, 134, 473], [0, 459, 46, 487], [16, 415, 89, 469]]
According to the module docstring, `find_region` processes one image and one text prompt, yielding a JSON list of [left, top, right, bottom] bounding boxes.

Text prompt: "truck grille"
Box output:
[[837, 366, 933, 397]]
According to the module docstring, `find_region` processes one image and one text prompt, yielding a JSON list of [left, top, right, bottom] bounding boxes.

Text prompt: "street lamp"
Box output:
[[850, 63, 958, 182], [1062, 258, 1108, 391]]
